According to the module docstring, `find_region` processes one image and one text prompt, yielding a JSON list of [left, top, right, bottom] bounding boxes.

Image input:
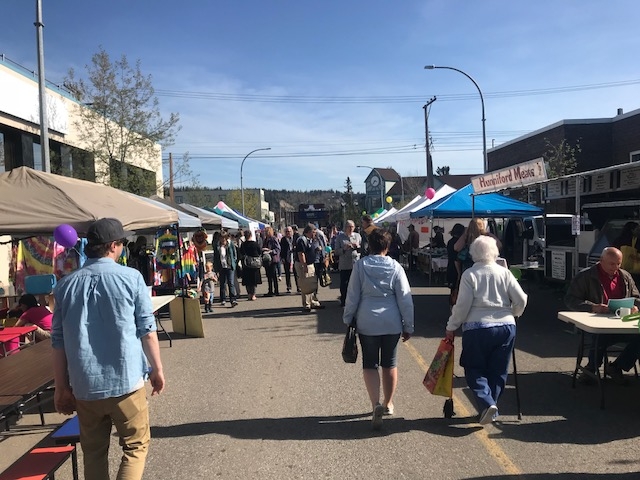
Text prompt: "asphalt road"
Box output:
[[3, 270, 640, 479]]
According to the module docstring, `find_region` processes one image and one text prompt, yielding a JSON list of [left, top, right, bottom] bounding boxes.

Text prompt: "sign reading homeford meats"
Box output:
[[471, 158, 547, 194]]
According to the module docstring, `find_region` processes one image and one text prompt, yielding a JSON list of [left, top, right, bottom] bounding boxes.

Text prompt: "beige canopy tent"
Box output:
[[0, 167, 179, 235]]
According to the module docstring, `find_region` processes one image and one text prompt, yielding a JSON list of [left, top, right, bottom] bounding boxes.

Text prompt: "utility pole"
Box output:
[[423, 97, 436, 189], [35, 0, 50, 173], [168, 153, 174, 201]]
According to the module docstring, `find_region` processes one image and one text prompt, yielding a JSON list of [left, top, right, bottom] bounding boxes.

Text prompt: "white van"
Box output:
[[503, 214, 594, 267]]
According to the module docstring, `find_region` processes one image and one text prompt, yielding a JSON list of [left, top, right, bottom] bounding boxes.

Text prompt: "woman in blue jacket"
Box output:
[[343, 229, 414, 430]]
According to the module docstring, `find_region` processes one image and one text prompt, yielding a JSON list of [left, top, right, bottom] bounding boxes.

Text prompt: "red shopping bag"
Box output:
[[423, 338, 454, 398]]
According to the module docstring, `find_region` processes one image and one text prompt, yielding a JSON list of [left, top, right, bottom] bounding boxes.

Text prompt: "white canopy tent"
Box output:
[[373, 207, 397, 225], [381, 196, 422, 224], [179, 203, 240, 230], [396, 185, 457, 244], [0, 167, 178, 235], [130, 194, 202, 230]]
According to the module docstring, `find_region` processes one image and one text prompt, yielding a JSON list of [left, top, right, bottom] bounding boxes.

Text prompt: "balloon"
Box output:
[[425, 187, 436, 199], [373, 213, 379, 219], [325, 245, 332, 253], [386, 196, 393, 204], [362, 210, 367, 215], [54, 224, 78, 248]]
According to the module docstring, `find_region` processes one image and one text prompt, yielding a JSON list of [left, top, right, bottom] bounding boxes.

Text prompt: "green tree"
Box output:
[[64, 47, 181, 195], [342, 176, 361, 222], [225, 189, 260, 219], [543, 138, 580, 178]]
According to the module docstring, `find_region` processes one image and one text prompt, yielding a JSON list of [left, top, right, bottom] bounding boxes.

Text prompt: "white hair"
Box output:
[[469, 235, 499, 263]]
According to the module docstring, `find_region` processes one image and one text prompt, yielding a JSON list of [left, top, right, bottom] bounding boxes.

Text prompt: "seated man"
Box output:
[[565, 247, 640, 383], [11, 294, 52, 342]]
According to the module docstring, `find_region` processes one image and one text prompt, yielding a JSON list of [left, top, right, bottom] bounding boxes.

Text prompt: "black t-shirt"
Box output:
[[296, 235, 316, 265]]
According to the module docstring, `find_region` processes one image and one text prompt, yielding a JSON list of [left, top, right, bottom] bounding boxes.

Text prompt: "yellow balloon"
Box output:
[[386, 196, 393, 204]]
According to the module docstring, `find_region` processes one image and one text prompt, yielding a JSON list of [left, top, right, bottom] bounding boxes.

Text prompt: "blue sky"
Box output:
[[3, 1, 640, 193]]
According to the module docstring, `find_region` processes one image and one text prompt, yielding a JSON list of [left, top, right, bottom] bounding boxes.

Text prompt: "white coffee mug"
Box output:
[[616, 307, 632, 318]]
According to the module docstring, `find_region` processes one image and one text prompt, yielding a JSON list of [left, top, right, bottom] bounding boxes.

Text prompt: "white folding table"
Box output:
[[558, 311, 639, 408]]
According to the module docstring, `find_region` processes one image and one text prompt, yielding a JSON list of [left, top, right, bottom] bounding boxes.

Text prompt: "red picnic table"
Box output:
[[0, 326, 37, 356]]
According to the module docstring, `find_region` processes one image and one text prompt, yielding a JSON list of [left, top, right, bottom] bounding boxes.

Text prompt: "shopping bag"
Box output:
[[423, 339, 454, 398], [621, 238, 640, 274], [298, 264, 318, 294], [341, 325, 358, 363]]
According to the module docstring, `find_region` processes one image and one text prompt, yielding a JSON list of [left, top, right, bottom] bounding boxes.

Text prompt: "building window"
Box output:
[[630, 150, 640, 163], [109, 159, 156, 196], [32, 142, 43, 171]]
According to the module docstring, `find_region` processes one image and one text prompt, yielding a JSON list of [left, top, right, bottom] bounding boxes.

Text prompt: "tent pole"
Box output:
[[574, 176, 581, 278]]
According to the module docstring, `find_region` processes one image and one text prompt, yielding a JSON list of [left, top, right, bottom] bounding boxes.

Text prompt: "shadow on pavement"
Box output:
[[466, 474, 640, 480], [439, 370, 640, 445], [151, 412, 483, 441]]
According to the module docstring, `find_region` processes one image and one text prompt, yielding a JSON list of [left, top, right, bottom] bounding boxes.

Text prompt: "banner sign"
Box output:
[[471, 158, 547, 194]]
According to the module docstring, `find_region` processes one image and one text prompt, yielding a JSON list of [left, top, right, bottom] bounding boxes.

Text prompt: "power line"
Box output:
[[156, 78, 640, 104]]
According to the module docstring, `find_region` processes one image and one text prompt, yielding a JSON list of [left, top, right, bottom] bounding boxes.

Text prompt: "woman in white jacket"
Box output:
[[445, 235, 527, 426], [343, 229, 414, 430]]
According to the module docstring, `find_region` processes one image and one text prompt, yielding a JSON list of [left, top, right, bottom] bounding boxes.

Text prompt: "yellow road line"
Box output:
[[403, 340, 522, 476]]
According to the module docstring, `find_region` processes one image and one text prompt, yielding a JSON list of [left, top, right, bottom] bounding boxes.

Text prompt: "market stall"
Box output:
[[410, 183, 543, 284]]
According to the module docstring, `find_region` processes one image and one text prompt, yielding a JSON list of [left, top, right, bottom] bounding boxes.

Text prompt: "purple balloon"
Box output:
[[54, 224, 78, 248]]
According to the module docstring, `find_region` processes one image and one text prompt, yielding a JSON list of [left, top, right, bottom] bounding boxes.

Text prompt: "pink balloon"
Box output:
[[53, 224, 78, 248], [425, 187, 436, 200]]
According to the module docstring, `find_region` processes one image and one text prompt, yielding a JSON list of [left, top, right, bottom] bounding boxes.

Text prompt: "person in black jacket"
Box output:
[[239, 230, 262, 301], [280, 226, 295, 294]]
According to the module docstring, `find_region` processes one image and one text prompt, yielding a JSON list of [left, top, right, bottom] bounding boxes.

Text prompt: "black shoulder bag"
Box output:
[[341, 322, 358, 363]]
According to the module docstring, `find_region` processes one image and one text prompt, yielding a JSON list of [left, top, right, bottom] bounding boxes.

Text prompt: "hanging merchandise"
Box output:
[[117, 241, 129, 266], [192, 229, 208, 252], [156, 229, 178, 270], [156, 228, 179, 286], [181, 243, 198, 282], [13, 236, 79, 292]]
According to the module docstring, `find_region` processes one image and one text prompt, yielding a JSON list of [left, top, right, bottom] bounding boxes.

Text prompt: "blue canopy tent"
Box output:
[[410, 184, 543, 218], [410, 184, 543, 285]]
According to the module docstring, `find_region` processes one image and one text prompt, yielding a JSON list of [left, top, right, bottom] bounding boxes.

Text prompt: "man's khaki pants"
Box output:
[[294, 262, 319, 308], [76, 387, 150, 480]]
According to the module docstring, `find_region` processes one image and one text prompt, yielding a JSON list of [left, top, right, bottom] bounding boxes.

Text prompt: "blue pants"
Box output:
[[460, 324, 516, 412], [218, 268, 237, 302], [359, 333, 401, 369]]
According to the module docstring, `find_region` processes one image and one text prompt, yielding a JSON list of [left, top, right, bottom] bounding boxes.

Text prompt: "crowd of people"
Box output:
[[40, 214, 640, 479]]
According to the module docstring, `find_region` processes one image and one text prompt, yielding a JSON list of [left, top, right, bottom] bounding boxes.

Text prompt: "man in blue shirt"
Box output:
[[52, 218, 165, 480]]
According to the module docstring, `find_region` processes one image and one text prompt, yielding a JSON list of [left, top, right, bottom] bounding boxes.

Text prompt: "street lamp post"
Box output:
[[424, 65, 487, 174], [241, 147, 271, 216], [357, 165, 384, 213]]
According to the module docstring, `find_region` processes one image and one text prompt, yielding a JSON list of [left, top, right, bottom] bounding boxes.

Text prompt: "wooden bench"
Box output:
[[0, 416, 79, 480]]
